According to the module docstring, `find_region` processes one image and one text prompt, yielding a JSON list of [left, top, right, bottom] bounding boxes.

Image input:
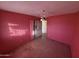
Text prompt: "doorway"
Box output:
[[33, 18, 47, 40], [33, 19, 42, 39]]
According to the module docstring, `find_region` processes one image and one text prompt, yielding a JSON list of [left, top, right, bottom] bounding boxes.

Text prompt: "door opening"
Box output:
[[33, 19, 42, 39], [41, 17, 47, 39]]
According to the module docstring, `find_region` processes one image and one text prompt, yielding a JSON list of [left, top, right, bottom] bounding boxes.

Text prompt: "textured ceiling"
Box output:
[[0, 1, 79, 17]]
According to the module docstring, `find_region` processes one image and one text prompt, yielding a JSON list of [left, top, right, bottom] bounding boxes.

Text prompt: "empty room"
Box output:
[[0, 1, 79, 58]]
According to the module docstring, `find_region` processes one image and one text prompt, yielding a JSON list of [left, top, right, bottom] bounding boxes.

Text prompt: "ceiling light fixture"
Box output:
[[41, 10, 46, 21]]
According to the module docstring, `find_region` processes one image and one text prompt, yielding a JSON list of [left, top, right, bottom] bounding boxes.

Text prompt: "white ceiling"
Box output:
[[0, 1, 79, 17]]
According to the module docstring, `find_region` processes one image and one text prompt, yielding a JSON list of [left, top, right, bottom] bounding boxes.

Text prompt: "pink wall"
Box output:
[[47, 13, 77, 45], [0, 10, 40, 53], [47, 12, 79, 57], [71, 12, 79, 57]]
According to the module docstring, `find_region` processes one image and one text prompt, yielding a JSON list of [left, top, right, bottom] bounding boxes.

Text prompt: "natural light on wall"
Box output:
[[41, 18, 47, 34], [8, 23, 27, 36]]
